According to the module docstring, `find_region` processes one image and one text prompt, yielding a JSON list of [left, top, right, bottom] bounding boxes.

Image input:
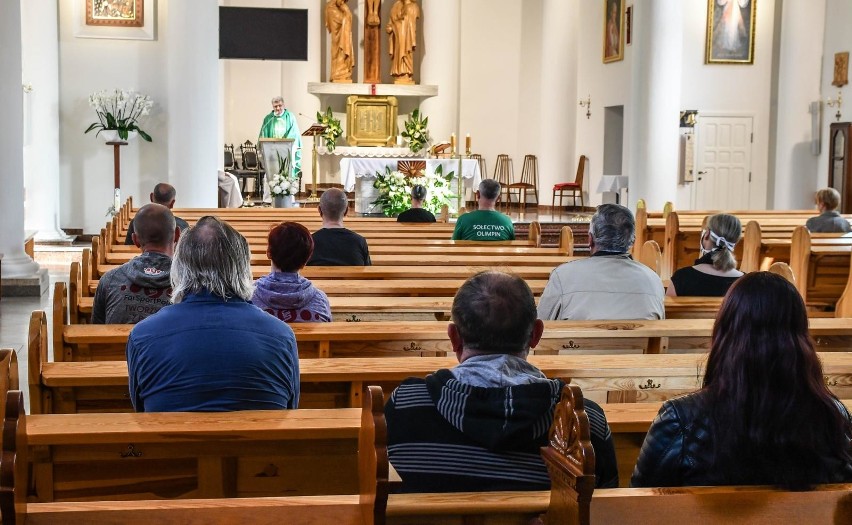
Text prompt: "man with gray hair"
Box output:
[[538, 203, 664, 320], [259, 95, 302, 202], [126, 216, 300, 412], [307, 187, 371, 265], [452, 179, 514, 241], [93, 203, 178, 324], [385, 271, 618, 492], [124, 183, 190, 245]]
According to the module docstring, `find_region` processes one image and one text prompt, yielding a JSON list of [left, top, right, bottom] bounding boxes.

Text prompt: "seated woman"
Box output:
[[667, 213, 743, 297], [252, 222, 332, 322], [806, 187, 852, 233], [397, 185, 436, 223], [632, 272, 852, 488]]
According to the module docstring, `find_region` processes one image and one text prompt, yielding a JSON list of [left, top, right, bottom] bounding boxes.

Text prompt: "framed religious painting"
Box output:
[[705, 0, 757, 64], [603, 0, 624, 63], [86, 0, 144, 27]]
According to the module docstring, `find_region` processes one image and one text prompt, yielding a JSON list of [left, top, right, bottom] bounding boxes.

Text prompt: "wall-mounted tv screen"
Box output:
[[219, 7, 308, 61]]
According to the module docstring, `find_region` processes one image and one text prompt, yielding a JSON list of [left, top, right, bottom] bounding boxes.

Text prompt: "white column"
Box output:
[[539, 0, 578, 203], [22, 0, 69, 241], [626, 0, 682, 210], [419, 0, 460, 145], [166, 0, 219, 207], [772, 0, 825, 208], [282, 0, 323, 185], [0, 0, 40, 277]]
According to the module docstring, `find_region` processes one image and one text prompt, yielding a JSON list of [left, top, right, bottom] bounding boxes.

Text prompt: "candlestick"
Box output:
[[450, 133, 456, 153], [465, 134, 471, 155]]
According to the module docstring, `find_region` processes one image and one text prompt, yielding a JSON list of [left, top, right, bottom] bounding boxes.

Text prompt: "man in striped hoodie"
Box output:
[[384, 271, 619, 492]]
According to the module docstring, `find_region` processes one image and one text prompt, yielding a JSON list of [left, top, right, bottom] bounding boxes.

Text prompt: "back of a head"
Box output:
[[268, 222, 314, 272], [589, 203, 635, 253], [451, 271, 537, 354], [170, 216, 254, 303], [816, 187, 841, 211], [152, 183, 177, 205], [704, 272, 851, 487], [133, 203, 176, 248], [319, 188, 348, 222], [705, 213, 742, 271], [411, 184, 428, 201], [478, 179, 501, 201]]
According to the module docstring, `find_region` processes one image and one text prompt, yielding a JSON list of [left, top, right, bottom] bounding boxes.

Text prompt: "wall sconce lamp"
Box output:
[[827, 90, 843, 122], [579, 95, 591, 119]]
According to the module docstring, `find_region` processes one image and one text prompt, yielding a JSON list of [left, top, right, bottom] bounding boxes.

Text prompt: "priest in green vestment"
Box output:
[[259, 96, 302, 201]]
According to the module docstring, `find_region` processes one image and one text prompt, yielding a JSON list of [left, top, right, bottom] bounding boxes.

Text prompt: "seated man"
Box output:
[[307, 187, 371, 266], [127, 216, 299, 412], [538, 203, 664, 320], [452, 179, 515, 241], [806, 187, 851, 233], [385, 271, 619, 492], [92, 203, 177, 324], [125, 183, 190, 245]]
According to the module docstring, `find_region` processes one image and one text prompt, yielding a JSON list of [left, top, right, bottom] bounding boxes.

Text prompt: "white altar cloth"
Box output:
[[342, 158, 482, 214], [596, 175, 629, 193]]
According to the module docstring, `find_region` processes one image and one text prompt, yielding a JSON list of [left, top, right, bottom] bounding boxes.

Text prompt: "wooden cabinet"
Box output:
[[829, 122, 852, 213]]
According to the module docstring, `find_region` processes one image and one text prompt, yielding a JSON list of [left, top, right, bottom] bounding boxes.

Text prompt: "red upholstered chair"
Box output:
[[552, 155, 587, 209]]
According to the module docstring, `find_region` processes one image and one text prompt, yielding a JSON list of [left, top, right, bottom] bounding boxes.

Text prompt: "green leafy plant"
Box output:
[[85, 89, 154, 142], [401, 108, 430, 154], [372, 165, 456, 217], [316, 107, 343, 152]]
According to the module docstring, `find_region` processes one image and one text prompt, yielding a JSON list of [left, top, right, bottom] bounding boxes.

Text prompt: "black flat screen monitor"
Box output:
[[219, 7, 308, 61]]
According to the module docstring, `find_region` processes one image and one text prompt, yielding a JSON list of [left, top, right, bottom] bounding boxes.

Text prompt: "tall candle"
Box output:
[[450, 133, 456, 152], [465, 134, 471, 153]]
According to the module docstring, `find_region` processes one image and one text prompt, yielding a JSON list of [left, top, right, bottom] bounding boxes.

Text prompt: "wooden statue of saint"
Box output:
[[386, 0, 420, 85], [325, 0, 354, 83], [364, 0, 381, 84]]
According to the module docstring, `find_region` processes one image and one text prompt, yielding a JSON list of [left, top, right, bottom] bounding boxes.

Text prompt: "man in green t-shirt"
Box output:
[[452, 179, 515, 241]]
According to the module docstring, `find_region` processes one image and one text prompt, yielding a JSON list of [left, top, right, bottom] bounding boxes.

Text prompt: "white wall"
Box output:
[[58, 0, 170, 233]]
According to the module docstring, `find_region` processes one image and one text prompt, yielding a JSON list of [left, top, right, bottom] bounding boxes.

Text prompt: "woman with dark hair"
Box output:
[[667, 213, 743, 297], [251, 222, 332, 322], [632, 272, 852, 488], [397, 184, 436, 223]]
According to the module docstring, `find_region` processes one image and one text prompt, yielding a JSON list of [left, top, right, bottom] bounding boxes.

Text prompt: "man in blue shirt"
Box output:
[[127, 216, 299, 412]]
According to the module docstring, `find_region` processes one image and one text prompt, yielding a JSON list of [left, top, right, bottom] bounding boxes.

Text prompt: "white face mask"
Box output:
[[699, 229, 711, 258]]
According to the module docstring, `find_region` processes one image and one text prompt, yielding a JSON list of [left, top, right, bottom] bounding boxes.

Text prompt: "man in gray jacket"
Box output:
[[93, 203, 179, 324], [537, 203, 664, 320]]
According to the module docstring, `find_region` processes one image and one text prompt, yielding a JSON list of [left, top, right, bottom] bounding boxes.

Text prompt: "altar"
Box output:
[[340, 157, 482, 214]]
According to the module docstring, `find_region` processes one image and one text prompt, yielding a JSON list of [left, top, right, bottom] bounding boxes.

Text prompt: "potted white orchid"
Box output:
[[270, 152, 299, 208], [85, 89, 154, 142]]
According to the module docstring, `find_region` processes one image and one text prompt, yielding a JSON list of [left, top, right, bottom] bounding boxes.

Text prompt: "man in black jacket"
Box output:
[[384, 271, 619, 492]]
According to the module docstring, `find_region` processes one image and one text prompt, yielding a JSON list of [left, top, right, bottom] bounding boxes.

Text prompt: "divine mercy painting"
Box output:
[[86, 0, 144, 27], [705, 0, 756, 64]]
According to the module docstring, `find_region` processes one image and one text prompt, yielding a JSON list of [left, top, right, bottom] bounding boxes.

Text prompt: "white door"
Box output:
[[693, 116, 753, 210]]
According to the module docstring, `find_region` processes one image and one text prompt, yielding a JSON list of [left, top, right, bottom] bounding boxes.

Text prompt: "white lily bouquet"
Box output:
[[269, 152, 298, 197]]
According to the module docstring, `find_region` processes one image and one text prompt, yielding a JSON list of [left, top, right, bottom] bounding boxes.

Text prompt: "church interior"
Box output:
[[1, 0, 852, 522]]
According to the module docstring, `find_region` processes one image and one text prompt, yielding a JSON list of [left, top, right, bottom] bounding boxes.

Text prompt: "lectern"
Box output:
[[302, 123, 328, 202]]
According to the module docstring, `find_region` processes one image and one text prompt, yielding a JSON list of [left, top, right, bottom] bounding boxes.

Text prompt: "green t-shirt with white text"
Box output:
[[452, 210, 515, 241]]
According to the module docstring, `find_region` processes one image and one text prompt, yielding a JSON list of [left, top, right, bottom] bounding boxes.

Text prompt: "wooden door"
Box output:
[[693, 116, 754, 210], [828, 122, 852, 213]]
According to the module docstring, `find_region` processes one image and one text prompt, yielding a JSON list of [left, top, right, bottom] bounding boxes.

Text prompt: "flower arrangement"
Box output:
[[270, 152, 299, 197], [316, 107, 343, 152], [401, 108, 430, 154], [85, 89, 154, 141], [372, 165, 456, 217]]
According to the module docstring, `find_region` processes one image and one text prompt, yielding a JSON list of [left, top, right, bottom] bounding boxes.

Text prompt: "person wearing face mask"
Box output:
[[667, 213, 744, 297]]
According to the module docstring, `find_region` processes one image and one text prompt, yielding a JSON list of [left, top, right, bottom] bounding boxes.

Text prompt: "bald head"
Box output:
[[151, 183, 177, 208], [133, 203, 177, 250], [319, 188, 349, 222]]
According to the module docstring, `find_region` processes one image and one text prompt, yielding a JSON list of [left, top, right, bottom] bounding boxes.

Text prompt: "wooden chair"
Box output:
[[235, 140, 264, 197], [493, 154, 513, 208], [553, 154, 587, 210], [223, 143, 238, 172], [507, 155, 539, 210]]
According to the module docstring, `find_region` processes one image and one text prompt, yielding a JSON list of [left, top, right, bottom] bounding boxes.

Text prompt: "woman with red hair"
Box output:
[[252, 222, 331, 323]]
